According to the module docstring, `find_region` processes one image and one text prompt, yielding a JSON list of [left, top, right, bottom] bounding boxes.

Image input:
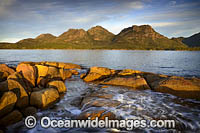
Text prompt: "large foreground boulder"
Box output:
[[0, 110, 23, 127], [83, 67, 114, 82], [3, 72, 29, 108], [30, 88, 59, 109], [16, 64, 36, 87], [101, 77, 151, 90], [35, 65, 63, 86], [59, 69, 72, 80], [0, 91, 17, 118], [7, 79, 29, 108], [0, 64, 15, 81], [151, 76, 200, 100], [47, 80, 67, 93], [16, 62, 75, 87]]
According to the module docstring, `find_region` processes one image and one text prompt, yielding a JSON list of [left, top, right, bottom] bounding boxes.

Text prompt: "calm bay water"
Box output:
[[1, 50, 200, 132], [0, 50, 200, 77]]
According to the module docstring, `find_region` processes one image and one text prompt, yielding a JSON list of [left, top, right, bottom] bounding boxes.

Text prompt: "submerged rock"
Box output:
[[79, 87, 120, 121], [82, 98, 121, 110], [77, 107, 116, 120], [89, 93, 113, 99]]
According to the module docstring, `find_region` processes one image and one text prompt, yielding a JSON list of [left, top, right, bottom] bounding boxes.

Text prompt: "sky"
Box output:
[[0, 0, 200, 43]]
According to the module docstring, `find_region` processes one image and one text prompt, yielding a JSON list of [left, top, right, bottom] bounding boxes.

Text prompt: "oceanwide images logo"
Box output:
[[24, 116, 176, 130]]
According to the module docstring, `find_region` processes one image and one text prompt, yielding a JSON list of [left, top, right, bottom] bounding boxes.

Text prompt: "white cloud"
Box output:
[[125, 1, 144, 9], [0, 37, 22, 43], [151, 22, 178, 27]]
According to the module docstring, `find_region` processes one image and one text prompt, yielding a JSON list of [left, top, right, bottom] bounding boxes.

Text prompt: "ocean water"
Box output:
[[0, 50, 200, 77]]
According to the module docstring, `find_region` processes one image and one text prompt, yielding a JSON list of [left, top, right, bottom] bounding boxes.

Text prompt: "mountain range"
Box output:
[[0, 25, 199, 50]]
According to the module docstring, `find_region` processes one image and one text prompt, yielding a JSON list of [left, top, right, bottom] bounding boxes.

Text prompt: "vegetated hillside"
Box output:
[[0, 24, 194, 50], [112, 25, 187, 50], [88, 26, 114, 42], [35, 33, 57, 41], [182, 32, 200, 47]]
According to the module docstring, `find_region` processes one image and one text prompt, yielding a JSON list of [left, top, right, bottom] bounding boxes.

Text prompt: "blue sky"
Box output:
[[0, 0, 200, 43]]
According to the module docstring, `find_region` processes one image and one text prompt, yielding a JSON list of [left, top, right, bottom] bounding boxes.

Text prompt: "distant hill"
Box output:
[[182, 32, 200, 47], [113, 25, 187, 50], [35, 33, 57, 41], [57, 29, 91, 43], [88, 26, 114, 42], [0, 24, 198, 50], [171, 37, 184, 43]]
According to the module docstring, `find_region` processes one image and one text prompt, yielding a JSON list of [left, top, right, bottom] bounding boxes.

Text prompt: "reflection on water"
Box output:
[[0, 50, 200, 77]]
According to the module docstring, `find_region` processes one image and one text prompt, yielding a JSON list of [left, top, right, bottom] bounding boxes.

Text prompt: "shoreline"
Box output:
[[0, 48, 200, 51]]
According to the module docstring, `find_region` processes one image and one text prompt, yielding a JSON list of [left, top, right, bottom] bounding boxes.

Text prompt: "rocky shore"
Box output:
[[0, 62, 80, 128], [0, 61, 200, 130]]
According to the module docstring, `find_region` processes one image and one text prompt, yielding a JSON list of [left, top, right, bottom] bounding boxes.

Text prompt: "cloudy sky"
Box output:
[[0, 0, 200, 43]]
